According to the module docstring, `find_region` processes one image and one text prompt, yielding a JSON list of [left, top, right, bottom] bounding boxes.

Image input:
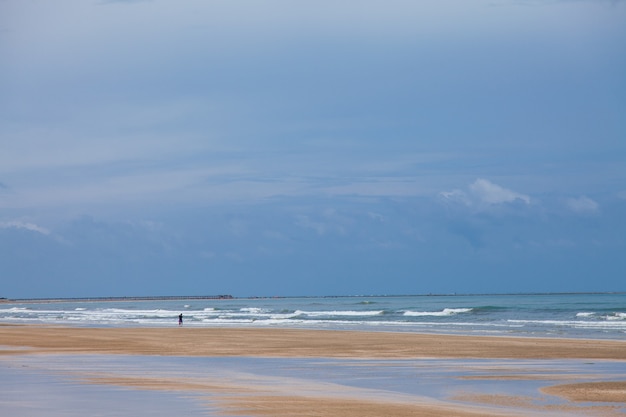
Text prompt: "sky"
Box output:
[[1, 0, 625, 298]]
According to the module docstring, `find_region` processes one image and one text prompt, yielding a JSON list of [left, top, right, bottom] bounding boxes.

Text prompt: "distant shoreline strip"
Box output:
[[0, 295, 234, 304], [2, 291, 625, 304]]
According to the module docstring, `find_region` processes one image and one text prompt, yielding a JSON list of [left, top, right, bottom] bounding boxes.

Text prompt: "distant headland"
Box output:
[[0, 295, 234, 304]]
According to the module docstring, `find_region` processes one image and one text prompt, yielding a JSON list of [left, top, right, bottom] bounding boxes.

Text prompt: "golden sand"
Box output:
[[1, 325, 625, 360], [541, 381, 626, 403]]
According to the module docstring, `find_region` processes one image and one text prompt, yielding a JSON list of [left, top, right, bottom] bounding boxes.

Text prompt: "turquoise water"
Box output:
[[1, 293, 625, 339]]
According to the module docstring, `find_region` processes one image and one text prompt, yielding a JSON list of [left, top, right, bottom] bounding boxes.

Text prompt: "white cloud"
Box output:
[[440, 178, 531, 209], [469, 179, 531, 205], [566, 196, 599, 214], [439, 189, 472, 206], [0, 220, 50, 235]]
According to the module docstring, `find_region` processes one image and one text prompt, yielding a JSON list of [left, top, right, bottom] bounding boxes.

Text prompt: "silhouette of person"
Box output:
[[178, 313, 183, 326]]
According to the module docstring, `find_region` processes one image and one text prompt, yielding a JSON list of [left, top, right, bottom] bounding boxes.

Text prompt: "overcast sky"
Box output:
[[1, 0, 625, 298]]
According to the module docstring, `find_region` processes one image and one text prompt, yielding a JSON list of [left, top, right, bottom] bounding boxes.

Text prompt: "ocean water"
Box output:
[[1, 293, 625, 339]]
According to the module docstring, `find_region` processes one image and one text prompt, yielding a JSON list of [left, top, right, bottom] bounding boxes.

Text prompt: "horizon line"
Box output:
[[3, 291, 625, 304]]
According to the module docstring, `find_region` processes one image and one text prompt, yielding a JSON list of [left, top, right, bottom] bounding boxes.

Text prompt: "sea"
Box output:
[[1, 293, 625, 340]]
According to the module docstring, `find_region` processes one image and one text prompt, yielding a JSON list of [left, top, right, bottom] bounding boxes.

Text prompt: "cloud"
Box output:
[[0, 220, 50, 235], [566, 196, 599, 214], [440, 178, 531, 209], [439, 189, 472, 206], [469, 179, 531, 205]]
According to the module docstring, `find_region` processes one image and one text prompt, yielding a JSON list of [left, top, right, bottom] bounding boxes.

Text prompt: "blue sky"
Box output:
[[1, 0, 625, 298]]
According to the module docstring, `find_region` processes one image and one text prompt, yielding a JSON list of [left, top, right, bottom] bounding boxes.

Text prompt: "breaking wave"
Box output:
[[403, 308, 473, 317]]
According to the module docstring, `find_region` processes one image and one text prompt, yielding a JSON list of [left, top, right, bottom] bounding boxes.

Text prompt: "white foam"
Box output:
[[294, 310, 383, 317], [0, 307, 30, 312], [508, 319, 626, 330], [240, 307, 268, 314], [576, 312, 595, 318], [403, 308, 472, 317], [606, 312, 626, 321]]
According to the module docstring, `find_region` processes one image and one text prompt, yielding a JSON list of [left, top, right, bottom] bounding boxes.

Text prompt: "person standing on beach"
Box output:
[[178, 313, 183, 326]]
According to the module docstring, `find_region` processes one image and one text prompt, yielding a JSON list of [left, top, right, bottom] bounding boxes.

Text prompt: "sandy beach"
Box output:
[[1, 325, 625, 416], [2, 325, 626, 359]]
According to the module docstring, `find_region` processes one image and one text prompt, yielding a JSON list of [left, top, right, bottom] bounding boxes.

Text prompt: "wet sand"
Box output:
[[542, 381, 626, 403], [1, 325, 625, 416], [1, 325, 626, 360]]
